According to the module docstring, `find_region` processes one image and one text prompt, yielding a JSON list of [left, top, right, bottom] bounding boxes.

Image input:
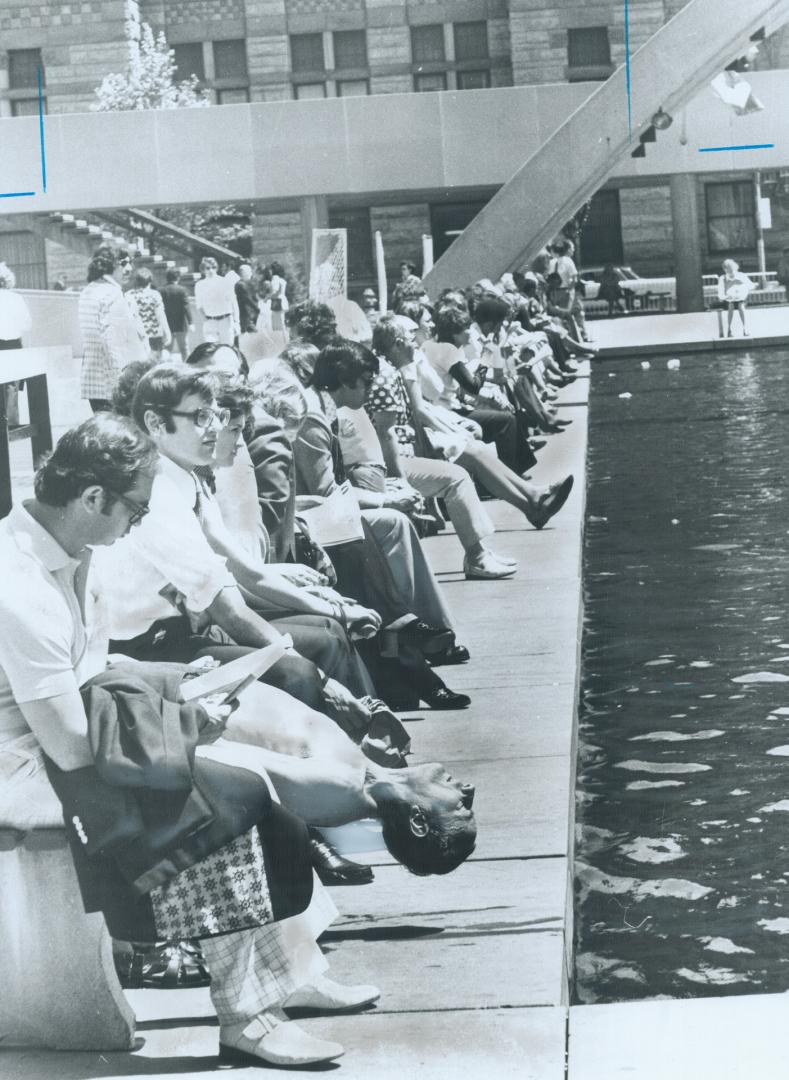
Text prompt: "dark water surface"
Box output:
[[573, 347, 789, 1003]]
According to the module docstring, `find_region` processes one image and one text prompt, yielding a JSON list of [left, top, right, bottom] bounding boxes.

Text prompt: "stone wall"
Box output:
[[370, 202, 432, 281]]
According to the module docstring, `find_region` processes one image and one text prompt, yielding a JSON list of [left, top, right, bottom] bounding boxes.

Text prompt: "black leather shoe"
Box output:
[[422, 687, 471, 710], [428, 644, 471, 666], [309, 832, 374, 886], [398, 621, 454, 655]]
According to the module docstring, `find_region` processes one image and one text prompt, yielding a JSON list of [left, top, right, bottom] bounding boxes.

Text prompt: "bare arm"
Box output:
[[371, 409, 406, 479], [207, 585, 290, 649], [19, 693, 93, 771]]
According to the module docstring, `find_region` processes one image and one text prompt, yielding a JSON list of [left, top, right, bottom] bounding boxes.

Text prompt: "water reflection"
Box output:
[[573, 349, 789, 1004]]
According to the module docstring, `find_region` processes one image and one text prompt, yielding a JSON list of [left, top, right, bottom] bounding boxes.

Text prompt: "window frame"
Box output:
[[411, 24, 446, 65], [566, 27, 613, 82], [171, 42, 206, 84], [290, 32, 327, 76], [705, 180, 757, 255], [332, 29, 368, 73], [453, 21, 489, 63]]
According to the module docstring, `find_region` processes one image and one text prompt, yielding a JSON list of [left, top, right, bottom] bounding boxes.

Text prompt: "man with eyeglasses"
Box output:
[[94, 364, 370, 721], [0, 411, 379, 1067], [79, 245, 149, 413]]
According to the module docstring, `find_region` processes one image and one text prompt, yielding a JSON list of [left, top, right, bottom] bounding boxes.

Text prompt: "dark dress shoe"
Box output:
[[398, 621, 454, 655], [428, 644, 471, 666], [526, 475, 574, 530], [309, 831, 374, 886], [421, 687, 471, 710]]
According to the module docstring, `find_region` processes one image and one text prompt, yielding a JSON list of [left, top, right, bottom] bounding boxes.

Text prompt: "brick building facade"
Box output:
[[2, 0, 788, 291]]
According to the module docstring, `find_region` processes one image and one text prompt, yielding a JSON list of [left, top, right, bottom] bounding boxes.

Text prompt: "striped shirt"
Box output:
[[79, 277, 149, 400]]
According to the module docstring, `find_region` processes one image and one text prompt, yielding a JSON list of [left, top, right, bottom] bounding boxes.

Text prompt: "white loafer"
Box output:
[[219, 1012, 344, 1067], [285, 974, 381, 1013]]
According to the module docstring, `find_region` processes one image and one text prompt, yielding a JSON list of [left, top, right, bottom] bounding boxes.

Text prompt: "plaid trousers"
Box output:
[[200, 871, 336, 1031]]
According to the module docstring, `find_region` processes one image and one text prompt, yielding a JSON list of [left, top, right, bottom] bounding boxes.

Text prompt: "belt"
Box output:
[[204, 312, 232, 320]]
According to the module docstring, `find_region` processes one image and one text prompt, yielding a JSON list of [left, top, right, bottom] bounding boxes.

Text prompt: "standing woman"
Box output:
[[268, 261, 290, 343], [0, 263, 32, 426], [126, 267, 171, 359], [79, 245, 149, 413], [717, 258, 753, 337]]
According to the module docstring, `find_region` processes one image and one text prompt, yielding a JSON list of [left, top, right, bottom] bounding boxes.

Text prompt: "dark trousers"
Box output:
[[465, 406, 534, 474], [109, 617, 328, 712]]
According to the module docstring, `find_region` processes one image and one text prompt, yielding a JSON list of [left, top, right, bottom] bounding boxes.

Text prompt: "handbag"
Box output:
[[271, 296, 283, 312]]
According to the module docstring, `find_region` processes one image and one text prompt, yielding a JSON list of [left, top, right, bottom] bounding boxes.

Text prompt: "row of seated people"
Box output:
[[0, 245, 587, 1067]]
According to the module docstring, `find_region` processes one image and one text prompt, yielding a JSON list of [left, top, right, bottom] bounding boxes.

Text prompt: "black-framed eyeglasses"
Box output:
[[105, 488, 149, 526], [161, 406, 231, 429]]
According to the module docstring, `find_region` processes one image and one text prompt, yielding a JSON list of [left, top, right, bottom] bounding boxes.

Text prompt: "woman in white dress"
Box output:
[[717, 258, 754, 337]]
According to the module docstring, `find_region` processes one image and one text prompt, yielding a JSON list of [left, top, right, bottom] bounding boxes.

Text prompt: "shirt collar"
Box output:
[[157, 453, 201, 504], [7, 503, 81, 573]]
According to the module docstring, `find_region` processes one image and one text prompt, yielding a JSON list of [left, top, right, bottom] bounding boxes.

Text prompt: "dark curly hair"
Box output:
[[378, 799, 477, 877], [311, 339, 379, 393], [34, 413, 158, 508], [285, 300, 338, 348], [186, 341, 249, 378], [132, 363, 219, 434], [87, 244, 129, 283]]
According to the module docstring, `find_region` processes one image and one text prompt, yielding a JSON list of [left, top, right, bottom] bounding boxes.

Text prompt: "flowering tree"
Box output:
[[93, 22, 209, 111]]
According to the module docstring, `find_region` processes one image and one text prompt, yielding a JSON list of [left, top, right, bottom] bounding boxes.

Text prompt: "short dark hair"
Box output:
[[132, 267, 153, 289], [165, 268, 181, 283], [87, 245, 127, 283], [285, 300, 338, 348], [34, 413, 158, 508], [473, 296, 510, 328], [379, 800, 477, 877], [214, 373, 256, 419], [269, 260, 285, 277], [400, 261, 417, 274], [131, 363, 219, 433], [279, 341, 320, 386], [185, 341, 250, 378], [111, 358, 157, 417], [311, 339, 379, 392], [434, 305, 471, 343]]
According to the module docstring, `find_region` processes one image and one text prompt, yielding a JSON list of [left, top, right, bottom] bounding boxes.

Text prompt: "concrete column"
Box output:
[[300, 195, 330, 277], [670, 173, 705, 313]]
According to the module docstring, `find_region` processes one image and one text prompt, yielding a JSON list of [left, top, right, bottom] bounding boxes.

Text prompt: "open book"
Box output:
[[180, 636, 291, 704]]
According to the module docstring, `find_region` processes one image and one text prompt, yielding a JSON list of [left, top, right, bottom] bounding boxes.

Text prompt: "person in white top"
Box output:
[[0, 412, 379, 1067], [194, 257, 239, 345], [0, 262, 32, 426], [717, 258, 754, 337]]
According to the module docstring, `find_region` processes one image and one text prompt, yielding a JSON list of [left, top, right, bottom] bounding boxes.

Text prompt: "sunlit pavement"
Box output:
[[590, 304, 789, 357]]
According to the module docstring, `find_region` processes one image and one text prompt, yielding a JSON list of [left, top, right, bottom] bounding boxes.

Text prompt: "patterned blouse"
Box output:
[[364, 357, 416, 455]]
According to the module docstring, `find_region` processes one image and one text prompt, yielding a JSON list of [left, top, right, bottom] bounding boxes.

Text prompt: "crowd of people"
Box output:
[[1, 239, 590, 1067]]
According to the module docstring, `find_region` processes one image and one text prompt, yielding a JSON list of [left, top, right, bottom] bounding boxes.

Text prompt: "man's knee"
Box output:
[[265, 654, 325, 711]]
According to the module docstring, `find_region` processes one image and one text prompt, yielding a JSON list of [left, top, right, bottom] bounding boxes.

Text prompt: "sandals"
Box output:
[[115, 939, 211, 989]]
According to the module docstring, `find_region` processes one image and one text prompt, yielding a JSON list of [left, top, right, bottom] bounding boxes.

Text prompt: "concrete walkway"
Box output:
[[591, 304, 789, 357], [1, 363, 588, 1078]]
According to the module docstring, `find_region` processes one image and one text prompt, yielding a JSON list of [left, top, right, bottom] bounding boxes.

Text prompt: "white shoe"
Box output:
[[464, 554, 517, 580], [219, 1011, 344, 1067], [285, 973, 380, 1013]]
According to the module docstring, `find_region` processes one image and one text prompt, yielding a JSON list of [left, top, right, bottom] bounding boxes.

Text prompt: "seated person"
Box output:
[[0, 413, 374, 1068], [384, 314, 574, 531], [95, 363, 371, 722], [214, 679, 477, 874]]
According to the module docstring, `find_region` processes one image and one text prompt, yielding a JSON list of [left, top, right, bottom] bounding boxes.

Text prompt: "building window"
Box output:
[[430, 199, 488, 260], [337, 79, 369, 97], [456, 70, 490, 90], [8, 48, 43, 90], [329, 207, 374, 284], [7, 48, 45, 115], [172, 43, 205, 83], [217, 87, 250, 104], [211, 39, 248, 104], [333, 30, 367, 71], [213, 39, 247, 81], [567, 28, 612, 81], [291, 33, 326, 74], [577, 189, 623, 266], [453, 21, 489, 62], [414, 72, 447, 92], [294, 82, 327, 100], [706, 181, 756, 253], [11, 98, 44, 116], [411, 24, 445, 64]]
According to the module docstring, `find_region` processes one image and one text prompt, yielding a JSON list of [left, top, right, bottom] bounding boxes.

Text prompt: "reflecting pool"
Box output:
[[574, 348, 789, 1003]]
